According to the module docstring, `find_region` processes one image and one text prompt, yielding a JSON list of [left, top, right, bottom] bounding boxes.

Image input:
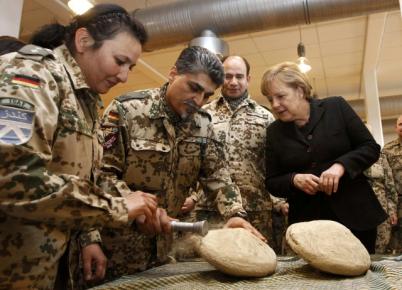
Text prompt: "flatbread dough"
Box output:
[[198, 228, 277, 277], [286, 220, 371, 276]]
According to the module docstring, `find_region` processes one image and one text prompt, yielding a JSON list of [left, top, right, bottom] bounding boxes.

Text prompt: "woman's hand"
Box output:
[[125, 190, 158, 221], [293, 173, 320, 195], [319, 163, 345, 195], [136, 208, 175, 236], [81, 243, 107, 283]]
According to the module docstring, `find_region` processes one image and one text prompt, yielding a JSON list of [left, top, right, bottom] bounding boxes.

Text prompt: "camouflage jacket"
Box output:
[[191, 94, 278, 211], [365, 152, 398, 216], [98, 86, 244, 218], [0, 45, 129, 290], [383, 138, 402, 196]]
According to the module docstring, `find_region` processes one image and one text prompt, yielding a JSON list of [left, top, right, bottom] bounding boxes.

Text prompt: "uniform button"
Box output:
[[307, 134, 313, 140]]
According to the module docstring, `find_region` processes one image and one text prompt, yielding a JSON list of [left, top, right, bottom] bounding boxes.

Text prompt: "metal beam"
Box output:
[[361, 13, 387, 146]]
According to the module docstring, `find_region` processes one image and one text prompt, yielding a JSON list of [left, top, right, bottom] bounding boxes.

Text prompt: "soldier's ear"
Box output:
[[168, 66, 178, 83], [75, 28, 95, 53]]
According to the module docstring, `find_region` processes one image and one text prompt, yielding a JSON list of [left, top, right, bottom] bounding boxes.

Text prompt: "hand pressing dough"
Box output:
[[286, 220, 371, 276], [198, 228, 277, 277]]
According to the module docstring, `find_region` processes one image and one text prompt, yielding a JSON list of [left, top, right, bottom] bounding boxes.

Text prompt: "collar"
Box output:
[[149, 84, 169, 120], [54, 45, 89, 90], [217, 92, 256, 110], [148, 84, 202, 128], [300, 98, 324, 135], [54, 45, 103, 108]]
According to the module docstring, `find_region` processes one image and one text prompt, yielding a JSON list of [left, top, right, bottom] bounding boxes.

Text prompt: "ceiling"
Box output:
[[19, 0, 402, 142]]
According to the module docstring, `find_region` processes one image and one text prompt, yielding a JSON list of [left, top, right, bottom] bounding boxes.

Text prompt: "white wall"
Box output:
[[0, 0, 24, 37]]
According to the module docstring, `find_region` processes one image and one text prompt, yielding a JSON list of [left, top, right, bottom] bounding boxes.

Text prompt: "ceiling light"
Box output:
[[189, 30, 229, 59], [296, 27, 312, 73], [68, 0, 93, 15], [297, 45, 312, 73]]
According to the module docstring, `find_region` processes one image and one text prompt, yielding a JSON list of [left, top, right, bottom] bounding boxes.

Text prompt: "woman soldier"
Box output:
[[0, 4, 160, 289]]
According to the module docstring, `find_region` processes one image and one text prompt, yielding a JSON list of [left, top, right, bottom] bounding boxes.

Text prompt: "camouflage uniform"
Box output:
[[97, 85, 245, 281], [189, 94, 281, 247], [0, 45, 130, 290], [382, 138, 402, 254], [365, 153, 398, 253]]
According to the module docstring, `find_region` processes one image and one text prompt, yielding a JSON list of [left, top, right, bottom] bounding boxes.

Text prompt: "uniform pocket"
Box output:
[[59, 111, 93, 137], [125, 138, 171, 191]]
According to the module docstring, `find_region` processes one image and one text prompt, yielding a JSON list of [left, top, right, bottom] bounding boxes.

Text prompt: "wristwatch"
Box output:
[[232, 211, 248, 221]]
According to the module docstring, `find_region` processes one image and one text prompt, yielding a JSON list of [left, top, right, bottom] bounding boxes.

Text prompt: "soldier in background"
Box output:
[[382, 115, 402, 254], [95, 47, 263, 283], [181, 55, 288, 250], [0, 4, 159, 289], [365, 153, 398, 253]]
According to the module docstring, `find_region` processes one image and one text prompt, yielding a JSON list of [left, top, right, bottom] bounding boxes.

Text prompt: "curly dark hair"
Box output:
[[31, 4, 147, 54]]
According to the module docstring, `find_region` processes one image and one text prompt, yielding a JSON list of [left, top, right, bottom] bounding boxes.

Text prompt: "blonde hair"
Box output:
[[260, 62, 312, 100]]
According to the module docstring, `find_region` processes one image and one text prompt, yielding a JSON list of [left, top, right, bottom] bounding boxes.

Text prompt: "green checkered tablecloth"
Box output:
[[91, 256, 402, 290]]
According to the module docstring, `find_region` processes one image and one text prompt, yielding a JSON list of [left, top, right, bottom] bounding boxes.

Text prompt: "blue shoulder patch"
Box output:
[[0, 103, 35, 145]]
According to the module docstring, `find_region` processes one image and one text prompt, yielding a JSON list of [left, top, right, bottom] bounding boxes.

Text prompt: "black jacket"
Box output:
[[266, 96, 387, 230]]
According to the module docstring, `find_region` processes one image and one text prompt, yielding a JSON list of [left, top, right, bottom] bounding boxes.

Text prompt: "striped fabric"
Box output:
[[91, 256, 402, 290]]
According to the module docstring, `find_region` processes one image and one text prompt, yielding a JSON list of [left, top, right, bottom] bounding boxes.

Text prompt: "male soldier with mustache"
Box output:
[[94, 46, 264, 283]]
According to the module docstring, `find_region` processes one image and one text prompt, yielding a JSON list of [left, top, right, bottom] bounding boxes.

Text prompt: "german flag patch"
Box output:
[[11, 74, 40, 89], [107, 111, 119, 122]]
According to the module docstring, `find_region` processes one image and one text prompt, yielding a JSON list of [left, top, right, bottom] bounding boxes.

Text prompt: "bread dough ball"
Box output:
[[286, 220, 371, 276], [198, 228, 277, 277]]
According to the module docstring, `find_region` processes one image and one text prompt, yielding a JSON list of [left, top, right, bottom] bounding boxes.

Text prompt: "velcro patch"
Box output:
[[0, 104, 35, 145], [11, 74, 40, 89], [102, 126, 119, 149], [0, 97, 34, 110]]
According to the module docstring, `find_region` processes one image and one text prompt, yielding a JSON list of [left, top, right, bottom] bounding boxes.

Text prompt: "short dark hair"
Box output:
[[221, 55, 251, 76], [175, 46, 224, 86], [0, 36, 26, 55], [31, 4, 147, 54]]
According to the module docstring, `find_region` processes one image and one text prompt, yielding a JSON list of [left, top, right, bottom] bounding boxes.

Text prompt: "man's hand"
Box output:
[[319, 163, 345, 195], [390, 213, 398, 225], [280, 202, 289, 216], [224, 217, 267, 242], [293, 173, 320, 195], [136, 208, 176, 236], [81, 243, 107, 282], [181, 197, 196, 213], [125, 190, 158, 221]]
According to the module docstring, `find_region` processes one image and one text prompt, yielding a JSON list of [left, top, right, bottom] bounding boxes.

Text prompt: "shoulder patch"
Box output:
[[11, 74, 41, 89], [17, 44, 54, 61], [197, 108, 212, 122], [260, 104, 273, 113], [116, 91, 149, 103], [0, 101, 35, 145]]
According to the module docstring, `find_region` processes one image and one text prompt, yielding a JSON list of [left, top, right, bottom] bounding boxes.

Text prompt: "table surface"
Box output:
[[92, 255, 402, 290]]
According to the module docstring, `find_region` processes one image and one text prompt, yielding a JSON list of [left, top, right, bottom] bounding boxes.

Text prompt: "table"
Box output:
[[92, 255, 402, 289]]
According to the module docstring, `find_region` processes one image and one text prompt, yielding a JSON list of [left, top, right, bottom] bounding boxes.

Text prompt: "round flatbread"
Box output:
[[286, 220, 371, 276], [198, 228, 277, 277]]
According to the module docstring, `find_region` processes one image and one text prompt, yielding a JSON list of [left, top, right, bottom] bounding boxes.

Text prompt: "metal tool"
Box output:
[[170, 220, 209, 236]]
